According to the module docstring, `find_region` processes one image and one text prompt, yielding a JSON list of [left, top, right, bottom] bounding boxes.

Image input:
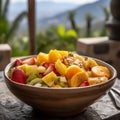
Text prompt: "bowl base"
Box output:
[[31, 108, 87, 118]]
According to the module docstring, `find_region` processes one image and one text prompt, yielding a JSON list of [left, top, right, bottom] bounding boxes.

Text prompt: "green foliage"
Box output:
[[10, 36, 29, 57], [36, 25, 77, 54], [0, 1, 110, 57], [0, 0, 27, 43]]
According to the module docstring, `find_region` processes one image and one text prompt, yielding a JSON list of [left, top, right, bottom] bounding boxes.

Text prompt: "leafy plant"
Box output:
[[36, 25, 77, 54], [0, 0, 27, 43]]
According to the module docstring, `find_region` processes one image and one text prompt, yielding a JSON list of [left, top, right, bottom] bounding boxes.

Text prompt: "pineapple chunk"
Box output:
[[42, 72, 58, 87], [55, 59, 67, 75], [18, 64, 39, 76], [25, 65, 38, 76], [17, 64, 28, 72]]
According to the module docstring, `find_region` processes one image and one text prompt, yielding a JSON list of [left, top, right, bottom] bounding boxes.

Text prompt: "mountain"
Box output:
[[39, 0, 111, 29], [8, 1, 78, 22], [8, 1, 78, 32]]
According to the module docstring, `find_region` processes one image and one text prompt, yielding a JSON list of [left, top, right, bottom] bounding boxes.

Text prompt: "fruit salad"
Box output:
[[9, 49, 111, 88]]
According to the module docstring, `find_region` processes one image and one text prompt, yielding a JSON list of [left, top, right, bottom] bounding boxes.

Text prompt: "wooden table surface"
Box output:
[[0, 71, 120, 120]]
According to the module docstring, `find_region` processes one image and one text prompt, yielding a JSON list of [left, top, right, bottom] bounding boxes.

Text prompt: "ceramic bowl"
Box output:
[[4, 56, 117, 117]]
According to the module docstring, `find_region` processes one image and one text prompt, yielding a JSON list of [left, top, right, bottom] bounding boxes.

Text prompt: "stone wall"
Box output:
[[76, 37, 120, 78]]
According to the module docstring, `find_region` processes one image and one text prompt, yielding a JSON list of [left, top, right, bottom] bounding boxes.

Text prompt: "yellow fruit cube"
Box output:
[[37, 52, 49, 65], [55, 59, 67, 75], [25, 65, 38, 76], [42, 72, 58, 87], [48, 49, 62, 63], [58, 50, 68, 58]]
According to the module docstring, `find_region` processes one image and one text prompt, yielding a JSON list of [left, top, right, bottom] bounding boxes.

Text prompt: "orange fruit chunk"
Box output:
[[55, 59, 67, 75], [36, 52, 49, 65], [91, 66, 111, 78], [69, 71, 88, 87], [65, 65, 83, 80], [48, 50, 62, 63]]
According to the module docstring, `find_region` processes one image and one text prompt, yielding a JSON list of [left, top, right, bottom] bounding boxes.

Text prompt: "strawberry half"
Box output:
[[11, 69, 27, 84], [80, 81, 89, 87], [13, 59, 23, 67], [22, 57, 36, 65], [42, 62, 50, 69], [43, 64, 60, 76], [43, 64, 55, 76]]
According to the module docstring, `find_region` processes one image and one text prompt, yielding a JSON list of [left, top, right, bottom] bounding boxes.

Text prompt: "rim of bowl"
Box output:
[[4, 55, 117, 91]]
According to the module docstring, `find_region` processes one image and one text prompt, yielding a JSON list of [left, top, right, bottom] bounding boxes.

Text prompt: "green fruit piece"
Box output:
[[28, 78, 43, 85], [27, 74, 38, 83], [55, 76, 68, 87]]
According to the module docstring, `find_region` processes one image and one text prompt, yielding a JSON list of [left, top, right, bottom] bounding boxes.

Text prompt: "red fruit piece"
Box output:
[[80, 81, 89, 87], [42, 62, 50, 69], [43, 64, 55, 76], [22, 57, 36, 65], [43, 64, 60, 76], [13, 59, 23, 67], [11, 69, 27, 84]]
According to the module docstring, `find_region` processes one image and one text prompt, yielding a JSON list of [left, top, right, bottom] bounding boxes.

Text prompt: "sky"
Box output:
[[11, 0, 98, 5]]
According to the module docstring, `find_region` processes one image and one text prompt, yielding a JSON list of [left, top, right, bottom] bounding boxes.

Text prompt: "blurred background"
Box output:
[[0, 0, 110, 56]]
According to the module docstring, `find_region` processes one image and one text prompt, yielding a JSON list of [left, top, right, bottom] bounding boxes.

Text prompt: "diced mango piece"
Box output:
[[48, 50, 62, 63], [58, 50, 68, 58], [91, 66, 111, 78], [42, 72, 58, 87], [55, 59, 67, 75], [69, 71, 88, 87], [37, 52, 49, 65], [65, 65, 83, 80]]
